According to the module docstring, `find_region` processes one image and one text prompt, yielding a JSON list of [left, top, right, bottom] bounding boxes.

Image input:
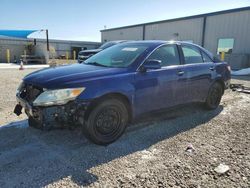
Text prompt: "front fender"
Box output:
[[76, 73, 135, 104]]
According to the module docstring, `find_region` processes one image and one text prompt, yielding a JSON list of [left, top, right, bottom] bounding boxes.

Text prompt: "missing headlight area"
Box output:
[[15, 83, 89, 130], [18, 83, 44, 104]]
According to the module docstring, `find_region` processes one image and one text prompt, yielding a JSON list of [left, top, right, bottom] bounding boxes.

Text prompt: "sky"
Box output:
[[0, 0, 250, 42]]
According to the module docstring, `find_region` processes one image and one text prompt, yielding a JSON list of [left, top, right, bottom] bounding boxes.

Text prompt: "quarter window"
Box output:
[[217, 38, 234, 55], [182, 45, 203, 64], [147, 45, 180, 67]]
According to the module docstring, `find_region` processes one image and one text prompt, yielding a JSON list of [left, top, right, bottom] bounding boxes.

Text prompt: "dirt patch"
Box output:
[[0, 69, 37, 126], [0, 69, 249, 187]]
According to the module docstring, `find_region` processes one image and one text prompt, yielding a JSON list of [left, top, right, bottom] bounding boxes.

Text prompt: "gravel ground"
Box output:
[[0, 69, 249, 188]]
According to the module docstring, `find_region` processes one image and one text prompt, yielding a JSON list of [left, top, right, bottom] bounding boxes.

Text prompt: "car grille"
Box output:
[[19, 83, 43, 104]]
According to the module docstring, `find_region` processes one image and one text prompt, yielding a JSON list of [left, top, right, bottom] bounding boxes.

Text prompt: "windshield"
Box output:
[[84, 43, 149, 68]]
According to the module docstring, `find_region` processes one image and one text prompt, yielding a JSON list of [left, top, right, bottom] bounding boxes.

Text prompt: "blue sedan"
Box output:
[[15, 41, 231, 145]]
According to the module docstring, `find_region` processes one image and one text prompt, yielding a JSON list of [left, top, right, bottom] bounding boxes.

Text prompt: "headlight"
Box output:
[[33, 87, 85, 107]]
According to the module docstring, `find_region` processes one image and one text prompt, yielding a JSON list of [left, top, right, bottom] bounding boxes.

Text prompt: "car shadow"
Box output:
[[0, 103, 223, 187]]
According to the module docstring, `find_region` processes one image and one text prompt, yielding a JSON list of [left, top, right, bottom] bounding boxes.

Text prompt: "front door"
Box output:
[[134, 44, 185, 115]]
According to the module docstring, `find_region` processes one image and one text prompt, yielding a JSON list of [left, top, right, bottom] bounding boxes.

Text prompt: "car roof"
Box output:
[[109, 40, 129, 43], [123, 40, 197, 45]]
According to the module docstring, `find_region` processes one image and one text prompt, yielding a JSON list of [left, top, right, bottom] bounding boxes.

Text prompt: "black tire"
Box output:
[[205, 82, 223, 110], [83, 98, 129, 145]]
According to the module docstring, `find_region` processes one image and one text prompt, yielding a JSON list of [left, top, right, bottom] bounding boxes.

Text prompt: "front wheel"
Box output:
[[205, 82, 223, 110], [28, 117, 43, 129], [83, 98, 129, 145]]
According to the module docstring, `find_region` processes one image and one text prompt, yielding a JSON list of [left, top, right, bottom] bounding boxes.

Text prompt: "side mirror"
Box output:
[[140, 59, 161, 72]]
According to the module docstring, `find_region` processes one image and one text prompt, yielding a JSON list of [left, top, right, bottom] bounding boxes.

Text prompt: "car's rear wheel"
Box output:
[[205, 82, 223, 110], [83, 98, 129, 145]]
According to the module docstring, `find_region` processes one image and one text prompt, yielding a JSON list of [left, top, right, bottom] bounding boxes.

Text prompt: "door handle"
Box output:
[[177, 70, 184, 76], [209, 66, 215, 71]]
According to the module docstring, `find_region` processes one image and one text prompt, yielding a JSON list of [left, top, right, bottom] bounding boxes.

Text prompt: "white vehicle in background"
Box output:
[[78, 40, 128, 63]]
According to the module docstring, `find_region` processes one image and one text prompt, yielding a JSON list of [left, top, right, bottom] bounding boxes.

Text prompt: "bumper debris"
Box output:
[[230, 84, 250, 94]]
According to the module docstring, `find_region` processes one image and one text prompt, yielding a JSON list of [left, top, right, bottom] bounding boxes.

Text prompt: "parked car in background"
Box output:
[[78, 40, 128, 63], [14, 41, 231, 145]]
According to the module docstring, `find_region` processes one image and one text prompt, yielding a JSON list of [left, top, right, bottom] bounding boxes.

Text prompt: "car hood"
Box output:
[[23, 64, 127, 89]]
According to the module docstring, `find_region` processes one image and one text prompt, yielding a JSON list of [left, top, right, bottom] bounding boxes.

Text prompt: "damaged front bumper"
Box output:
[[14, 95, 90, 130]]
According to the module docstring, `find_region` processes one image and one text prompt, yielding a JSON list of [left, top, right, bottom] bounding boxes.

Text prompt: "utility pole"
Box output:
[[46, 29, 49, 51]]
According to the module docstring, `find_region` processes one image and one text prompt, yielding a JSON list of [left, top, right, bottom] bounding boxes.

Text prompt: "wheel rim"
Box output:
[[94, 106, 122, 137], [209, 86, 221, 107]]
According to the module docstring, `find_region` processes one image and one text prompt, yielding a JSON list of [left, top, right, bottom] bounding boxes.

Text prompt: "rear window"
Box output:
[[182, 45, 203, 64]]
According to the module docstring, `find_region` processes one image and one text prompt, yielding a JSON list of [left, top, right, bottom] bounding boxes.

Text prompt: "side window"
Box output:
[[147, 45, 180, 67], [182, 45, 203, 64], [201, 51, 213, 63]]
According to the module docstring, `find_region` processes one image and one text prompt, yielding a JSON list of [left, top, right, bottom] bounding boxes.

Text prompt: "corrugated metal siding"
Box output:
[[204, 10, 250, 54], [101, 26, 143, 42], [145, 18, 203, 45], [101, 9, 250, 56], [0, 39, 27, 62]]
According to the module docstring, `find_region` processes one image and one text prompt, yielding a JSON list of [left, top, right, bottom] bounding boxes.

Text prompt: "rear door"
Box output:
[[180, 44, 215, 102], [134, 44, 186, 115]]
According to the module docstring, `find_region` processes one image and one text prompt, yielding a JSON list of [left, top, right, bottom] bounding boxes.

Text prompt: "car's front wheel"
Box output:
[[83, 98, 129, 145], [28, 117, 42, 129], [205, 82, 223, 110]]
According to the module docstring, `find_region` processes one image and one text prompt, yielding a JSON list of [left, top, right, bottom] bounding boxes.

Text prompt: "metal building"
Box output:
[[101, 7, 250, 69], [0, 37, 100, 63]]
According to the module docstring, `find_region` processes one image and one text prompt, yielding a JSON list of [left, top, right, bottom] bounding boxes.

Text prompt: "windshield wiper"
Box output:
[[85, 62, 109, 67]]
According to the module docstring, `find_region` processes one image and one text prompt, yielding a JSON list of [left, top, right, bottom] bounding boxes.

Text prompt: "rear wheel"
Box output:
[[205, 82, 223, 110], [83, 98, 129, 145]]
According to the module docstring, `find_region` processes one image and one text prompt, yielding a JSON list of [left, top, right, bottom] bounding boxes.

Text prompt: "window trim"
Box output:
[[181, 44, 204, 65]]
